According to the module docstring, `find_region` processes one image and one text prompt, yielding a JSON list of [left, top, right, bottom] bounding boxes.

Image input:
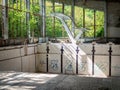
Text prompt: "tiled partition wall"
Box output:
[[0, 44, 37, 72]]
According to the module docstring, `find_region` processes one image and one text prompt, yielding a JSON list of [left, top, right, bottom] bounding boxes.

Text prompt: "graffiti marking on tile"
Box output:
[[79, 61, 87, 72], [50, 60, 59, 71], [65, 60, 73, 71]]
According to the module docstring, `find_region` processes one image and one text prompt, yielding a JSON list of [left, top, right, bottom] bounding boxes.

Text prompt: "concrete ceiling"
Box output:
[[48, 0, 120, 11]]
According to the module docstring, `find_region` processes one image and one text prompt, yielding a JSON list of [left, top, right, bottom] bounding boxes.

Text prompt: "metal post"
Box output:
[[61, 43, 64, 73], [76, 46, 79, 74], [46, 42, 49, 72], [92, 42, 95, 75], [108, 42, 112, 76]]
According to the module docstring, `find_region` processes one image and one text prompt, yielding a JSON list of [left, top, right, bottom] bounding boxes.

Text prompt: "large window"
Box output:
[[0, 0, 104, 45], [46, 1, 67, 38], [45, 1, 104, 39], [0, 0, 41, 39], [75, 6, 104, 39]]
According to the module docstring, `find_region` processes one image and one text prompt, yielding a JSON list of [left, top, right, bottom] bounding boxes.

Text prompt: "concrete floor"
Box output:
[[0, 71, 120, 90]]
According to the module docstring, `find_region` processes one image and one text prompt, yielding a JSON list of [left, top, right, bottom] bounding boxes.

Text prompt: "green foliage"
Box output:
[[96, 27, 104, 37], [2, 0, 104, 39], [8, 0, 41, 38]]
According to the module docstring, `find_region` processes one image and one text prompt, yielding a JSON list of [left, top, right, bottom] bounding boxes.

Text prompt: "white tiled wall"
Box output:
[[0, 49, 20, 60], [37, 43, 120, 77], [0, 45, 36, 72], [22, 55, 35, 72], [0, 43, 120, 77], [94, 56, 109, 77], [112, 56, 120, 76], [36, 54, 47, 72], [0, 58, 21, 71]]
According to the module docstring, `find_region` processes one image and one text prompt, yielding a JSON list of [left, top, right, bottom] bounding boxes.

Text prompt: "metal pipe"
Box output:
[[108, 42, 112, 76], [61, 43, 64, 73], [92, 42, 96, 75], [76, 46, 79, 74], [46, 42, 49, 72]]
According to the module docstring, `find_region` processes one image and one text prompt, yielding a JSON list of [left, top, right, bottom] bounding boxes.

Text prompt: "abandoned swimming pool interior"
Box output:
[[0, 0, 120, 90]]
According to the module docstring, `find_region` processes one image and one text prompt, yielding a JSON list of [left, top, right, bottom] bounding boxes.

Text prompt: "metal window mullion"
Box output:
[[52, 0, 55, 38], [11, 0, 15, 38], [94, 10, 96, 39], [62, 2, 65, 37], [8, 9, 11, 37], [71, 0, 75, 37], [16, 0, 19, 37], [83, 8, 85, 38], [19, 0, 22, 37]]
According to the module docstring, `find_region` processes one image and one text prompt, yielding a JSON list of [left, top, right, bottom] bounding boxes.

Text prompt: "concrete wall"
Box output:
[[107, 2, 120, 38], [36, 43, 120, 77], [0, 44, 37, 72]]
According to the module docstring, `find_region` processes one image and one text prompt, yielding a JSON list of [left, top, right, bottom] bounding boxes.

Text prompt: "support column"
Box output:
[[2, 0, 8, 39], [106, 2, 120, 38], [104, 0, 108, 40], [40, 0, 46, 39]]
